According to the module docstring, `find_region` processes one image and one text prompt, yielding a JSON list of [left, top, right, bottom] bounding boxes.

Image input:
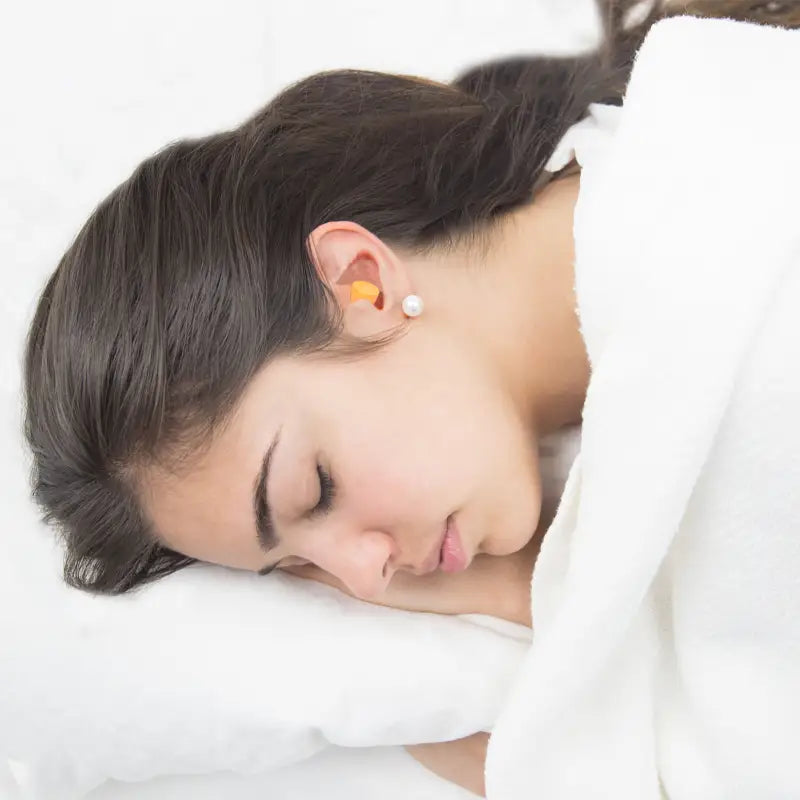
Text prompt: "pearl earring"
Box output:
[[401, 294, 424, 318], [350, 281, 423, 318]]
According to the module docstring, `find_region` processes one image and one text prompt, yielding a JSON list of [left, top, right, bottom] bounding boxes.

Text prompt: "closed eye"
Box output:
[[267, 466, 334, 573], [311, 464, 336, 516]]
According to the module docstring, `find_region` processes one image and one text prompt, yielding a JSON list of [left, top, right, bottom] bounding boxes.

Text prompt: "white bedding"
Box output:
[[485, 16, 800, 800], [0, 746, 476, 800], [84, 746, 476, 800]]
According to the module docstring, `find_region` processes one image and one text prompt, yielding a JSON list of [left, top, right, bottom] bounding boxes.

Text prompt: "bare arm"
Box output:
[[405, 731, 490, 798]]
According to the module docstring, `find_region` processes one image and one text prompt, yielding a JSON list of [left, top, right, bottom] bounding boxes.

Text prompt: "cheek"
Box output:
[[332, 424, 461, 528], [341, 446, 432, 517], [320, 365, 537, 532], [482, 440, 543, 555]]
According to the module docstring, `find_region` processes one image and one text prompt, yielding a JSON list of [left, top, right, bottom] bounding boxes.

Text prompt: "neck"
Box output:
[[421, 174, 590, 437], [505, 174, 591, 435]]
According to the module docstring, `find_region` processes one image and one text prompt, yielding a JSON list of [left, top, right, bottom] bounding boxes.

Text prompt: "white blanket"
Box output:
[[485, 16, 800, 800]]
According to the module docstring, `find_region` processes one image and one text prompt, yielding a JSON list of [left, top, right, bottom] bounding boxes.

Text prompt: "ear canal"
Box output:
[[350, 280, 382, 306]]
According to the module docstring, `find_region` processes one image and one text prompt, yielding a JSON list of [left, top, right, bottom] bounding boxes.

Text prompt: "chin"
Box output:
[[474, 487, 543, 557], [482, 513, 541, 557], [481, 535, 526, 557]]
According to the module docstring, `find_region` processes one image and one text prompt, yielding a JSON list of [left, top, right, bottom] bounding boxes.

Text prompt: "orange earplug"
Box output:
[[350, 280, 383, 308]]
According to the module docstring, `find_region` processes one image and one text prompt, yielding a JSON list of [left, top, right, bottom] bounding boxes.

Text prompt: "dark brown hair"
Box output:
[[22, 0, 791, 595]]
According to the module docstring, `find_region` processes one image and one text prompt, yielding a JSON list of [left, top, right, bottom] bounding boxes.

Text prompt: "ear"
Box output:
[[306, 221, 414, 336]]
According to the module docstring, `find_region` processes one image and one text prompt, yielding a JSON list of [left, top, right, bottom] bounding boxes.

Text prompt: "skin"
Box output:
[[405, 731, 490, 797], [138, 173, 589, 603]]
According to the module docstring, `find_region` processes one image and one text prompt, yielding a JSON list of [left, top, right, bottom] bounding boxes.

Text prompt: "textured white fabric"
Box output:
[[545, 102, 622, 173], [485, 16, 800, 800]]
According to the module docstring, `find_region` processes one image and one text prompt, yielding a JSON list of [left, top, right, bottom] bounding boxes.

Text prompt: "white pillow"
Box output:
[[2, 535, 531, 800]]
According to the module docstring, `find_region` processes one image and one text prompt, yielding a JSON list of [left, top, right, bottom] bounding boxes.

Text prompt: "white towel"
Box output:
[[485, 16, 800, 800], [544, 102, 621, 174]]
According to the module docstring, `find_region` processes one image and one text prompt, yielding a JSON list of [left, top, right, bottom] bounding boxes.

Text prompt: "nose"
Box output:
[[310, 529, 398, 601]]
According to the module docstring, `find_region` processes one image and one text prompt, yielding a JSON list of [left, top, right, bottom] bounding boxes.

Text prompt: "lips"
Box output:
[[415, 515, 468, 575], [439, 516, 468, 573], [419, 522, 448, 575]]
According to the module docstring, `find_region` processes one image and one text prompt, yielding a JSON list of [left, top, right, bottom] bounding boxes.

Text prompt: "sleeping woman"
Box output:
[[20, 0, 800, 796]]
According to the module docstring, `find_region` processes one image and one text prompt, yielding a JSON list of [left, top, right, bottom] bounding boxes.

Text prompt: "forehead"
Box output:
[[139, 365, 289, 570]]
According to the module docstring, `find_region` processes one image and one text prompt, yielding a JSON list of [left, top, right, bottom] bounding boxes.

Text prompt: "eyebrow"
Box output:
[[253, 427, 283, 576]]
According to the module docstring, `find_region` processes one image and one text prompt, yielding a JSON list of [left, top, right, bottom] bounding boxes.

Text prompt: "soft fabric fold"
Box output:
[[486, 16, 800, 800]]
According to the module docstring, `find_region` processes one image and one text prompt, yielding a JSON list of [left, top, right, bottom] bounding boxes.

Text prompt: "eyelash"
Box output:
[[270, 464, 335, 572], [312, 463, 336, 516]]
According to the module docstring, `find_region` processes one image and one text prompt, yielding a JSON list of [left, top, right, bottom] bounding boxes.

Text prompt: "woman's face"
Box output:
[[140, 218, 551, 601], [142, 332, 542, 601]]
